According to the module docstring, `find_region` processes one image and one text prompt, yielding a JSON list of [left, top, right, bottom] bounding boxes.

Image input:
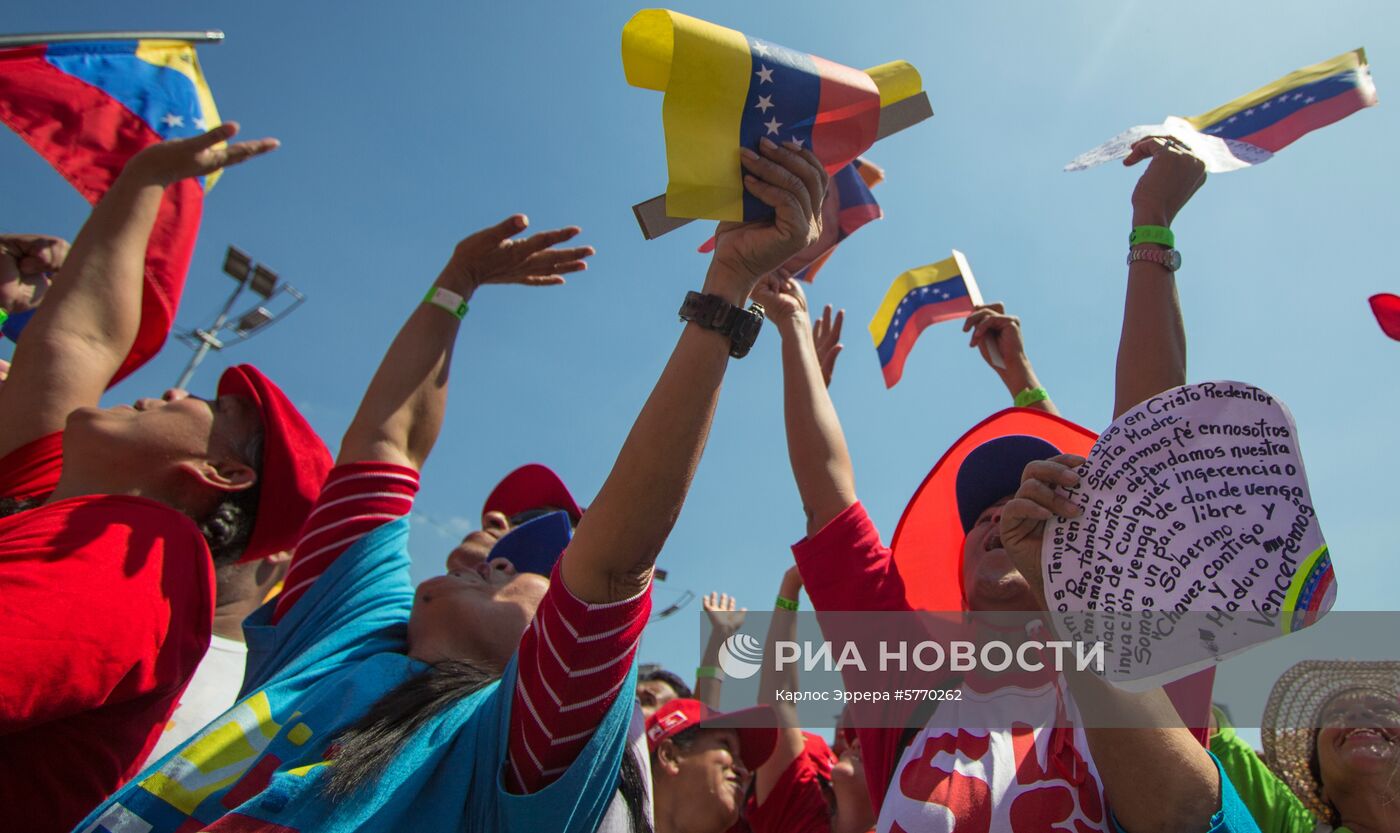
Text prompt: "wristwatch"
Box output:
[[678, 291, 766, 358], [1127, 245, 1182, 272]]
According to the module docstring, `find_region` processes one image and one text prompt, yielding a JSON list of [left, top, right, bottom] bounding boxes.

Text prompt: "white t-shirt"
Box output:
[[596, 702, 654, 833], [142, 634, 248, 766], [877, 675, 1111, 833]]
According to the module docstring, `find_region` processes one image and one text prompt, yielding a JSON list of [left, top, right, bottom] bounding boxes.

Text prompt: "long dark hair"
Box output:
[[618, 745, 654, 833], [323, 659, 499, 799]]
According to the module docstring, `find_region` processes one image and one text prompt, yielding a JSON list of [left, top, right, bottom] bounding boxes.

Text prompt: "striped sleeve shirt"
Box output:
[[273, 461, 420, 623]]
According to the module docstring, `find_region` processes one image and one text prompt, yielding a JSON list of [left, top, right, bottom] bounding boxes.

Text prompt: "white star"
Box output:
[[754, 95, 774, 113], [753, 41, 770, 58], [1305, 96, 1316, 104], [764, 117, 782, 135], [162, 113, 185, 128], [1261, 101, 1271, 110], [1278, 94, 1289, 103], [1245, 108, 1255, 116], [756, 65, 774, 84], [790, 136, 805, 149], [1227, 116, 1237, 123], [1293, 93, 1304, 101], [193, 117, 206, 129]]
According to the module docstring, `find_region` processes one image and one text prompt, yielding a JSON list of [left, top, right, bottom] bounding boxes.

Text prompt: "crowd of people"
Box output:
[[0, 115, 1395, 833]]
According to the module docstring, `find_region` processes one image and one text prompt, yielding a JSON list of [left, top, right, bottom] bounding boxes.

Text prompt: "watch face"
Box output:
[[1166, 250, 1182, 271]]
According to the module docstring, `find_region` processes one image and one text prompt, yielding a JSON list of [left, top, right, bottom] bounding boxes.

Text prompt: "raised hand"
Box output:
[[962, 303, 1022, 369], [999, 454, 1085, 608], [702, 591, 747, 638], [811, 303, 845, 388], [438, 215, 593, 297], [750, 274, 809, 324], [0, 234, 69, 314], [1124, 136, 1207, 228], [126, 122, 280, 186], [707, 139, 827, 300]]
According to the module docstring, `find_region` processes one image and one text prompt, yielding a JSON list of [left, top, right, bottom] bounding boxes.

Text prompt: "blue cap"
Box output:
[[0, 307, 36, 342], [489, 510, 573, 576], [954, 435, 1062, 532]]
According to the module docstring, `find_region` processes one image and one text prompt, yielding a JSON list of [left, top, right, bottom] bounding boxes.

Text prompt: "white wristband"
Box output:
[[424, 286, 468, 320]]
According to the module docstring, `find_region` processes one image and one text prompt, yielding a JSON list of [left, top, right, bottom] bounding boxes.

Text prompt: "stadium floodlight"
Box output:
[[174, 247, 305, 389]]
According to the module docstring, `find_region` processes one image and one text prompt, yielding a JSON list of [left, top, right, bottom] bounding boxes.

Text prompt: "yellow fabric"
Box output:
[[135, 40, 224, 189]]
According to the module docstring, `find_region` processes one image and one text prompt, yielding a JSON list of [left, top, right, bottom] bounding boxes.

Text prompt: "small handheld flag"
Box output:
[[869, 251, 984, 388], [0, 38, 222, 384], [1067, 48, 1378, 173], [698, 157, 884, 282], [622, 9, 923, 224], [1370, 293, 1400, 341]]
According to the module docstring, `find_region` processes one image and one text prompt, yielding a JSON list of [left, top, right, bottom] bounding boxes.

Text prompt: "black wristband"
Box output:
[[678, 291, 765, 358]]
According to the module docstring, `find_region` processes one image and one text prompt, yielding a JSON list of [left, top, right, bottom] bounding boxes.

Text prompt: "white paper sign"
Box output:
[[1042, 381, 1336, 691], [1064, 116, 1274, 173]]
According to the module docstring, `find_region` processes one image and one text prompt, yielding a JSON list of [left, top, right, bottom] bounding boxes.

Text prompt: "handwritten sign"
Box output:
[[1042, 381, 1336, 691]]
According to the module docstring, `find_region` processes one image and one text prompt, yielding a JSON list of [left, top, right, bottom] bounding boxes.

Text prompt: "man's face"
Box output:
[[662, 728, 749, 832], [66, 389, 261, 488], [445, 506, 566, 572], [636, 679, 680, 717], [1316, 690, 1400, 788], [960, 496, 1036, 611]]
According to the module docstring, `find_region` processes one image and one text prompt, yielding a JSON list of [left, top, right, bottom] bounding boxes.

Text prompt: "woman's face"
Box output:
[[407, 559, 548, 668], [1316, 689, 1400, 797]]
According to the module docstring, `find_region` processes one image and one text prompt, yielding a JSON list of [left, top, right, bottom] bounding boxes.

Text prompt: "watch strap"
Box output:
[[1126, 246, 1181, 272], [678, 291, 765, 358], [1129, 225, 1175, 248]]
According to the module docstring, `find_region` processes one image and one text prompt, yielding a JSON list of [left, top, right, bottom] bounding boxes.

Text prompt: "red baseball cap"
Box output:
[[890, 408, 1098, 613], [644, 699, 777, 771], [482, 463, 583, 524], [218, 364, 333, 563], [801, 731, 838, 782]]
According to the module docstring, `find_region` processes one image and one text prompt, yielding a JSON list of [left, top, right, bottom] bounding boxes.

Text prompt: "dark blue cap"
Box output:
[[488, 510, 573, 577], [954, 435, 1062, 532]]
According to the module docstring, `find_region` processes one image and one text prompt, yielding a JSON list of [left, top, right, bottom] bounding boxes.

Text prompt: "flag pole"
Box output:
[[0, 31, 224, 48]]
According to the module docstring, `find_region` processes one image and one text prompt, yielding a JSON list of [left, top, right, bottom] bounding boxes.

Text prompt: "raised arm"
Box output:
[[962, 302, 1060, 415], [754, 565, 807, 805], [0, 124, 277, 459], [751, 275, 856, 537], [560, 139, 826, 604], [695, 592, 746, 709], [1113, 137, 1206, 420]]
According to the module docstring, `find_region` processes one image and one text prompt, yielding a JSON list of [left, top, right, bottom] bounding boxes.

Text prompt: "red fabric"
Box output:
[[1370, 292, 1400, 341], [482, 463, 583, 524], [507, 567, 652, 793], [272, 462, 419, 621], [0, 432, 214, 833], [748, 733, 837, 833], [0, 47, 202, 385]]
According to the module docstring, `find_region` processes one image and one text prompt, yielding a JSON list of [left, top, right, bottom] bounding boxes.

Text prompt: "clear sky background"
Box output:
[[4, 1, 1396, 726]]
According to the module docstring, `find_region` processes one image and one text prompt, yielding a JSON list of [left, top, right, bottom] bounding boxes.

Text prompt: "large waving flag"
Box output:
[[0, 38, 221, 384], [1067, 48, 1378, 173], [870, 251, 984, 388], [698, 156, 884, 282], [622, 9, 920, 222]]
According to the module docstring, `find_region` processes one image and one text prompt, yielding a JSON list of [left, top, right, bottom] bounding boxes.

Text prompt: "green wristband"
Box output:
[[423, 286, 469, 320], [0, 308, 8, 328], [1129, 225, 1174, 248], [775, 596, 799, 612], [1014, 387, 1049, 408], [695, 665, 722, 679]]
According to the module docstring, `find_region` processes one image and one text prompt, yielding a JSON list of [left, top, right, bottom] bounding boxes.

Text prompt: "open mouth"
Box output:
[[1339, 727, 1398, 748]]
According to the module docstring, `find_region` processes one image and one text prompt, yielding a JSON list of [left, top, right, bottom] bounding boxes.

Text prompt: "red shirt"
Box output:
[[0, 432, 214, 833], [747, 732, 837, 833]]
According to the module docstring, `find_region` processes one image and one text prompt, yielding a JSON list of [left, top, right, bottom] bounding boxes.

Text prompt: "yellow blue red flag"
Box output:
[[0, 39, 221, 383], [870, 252, 984, 388], [622, 9, 919, 222]]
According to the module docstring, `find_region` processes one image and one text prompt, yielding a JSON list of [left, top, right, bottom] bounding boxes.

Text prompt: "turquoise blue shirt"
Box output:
[[73, 517, 636, 832]]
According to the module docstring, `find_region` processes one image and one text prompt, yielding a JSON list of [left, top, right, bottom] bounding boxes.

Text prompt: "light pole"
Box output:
[[174, 246, 305, 389]]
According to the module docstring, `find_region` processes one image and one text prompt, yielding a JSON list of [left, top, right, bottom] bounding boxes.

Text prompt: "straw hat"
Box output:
[[1261, 660, 1400, 822]]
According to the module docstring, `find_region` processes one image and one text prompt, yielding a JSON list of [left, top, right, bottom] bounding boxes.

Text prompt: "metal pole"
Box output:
[[174, 276, 247, 390], [0, 31, 224, 48]]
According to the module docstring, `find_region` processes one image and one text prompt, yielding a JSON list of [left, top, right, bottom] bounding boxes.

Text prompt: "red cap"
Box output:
[[801, 731, 838, 782], [218, 365, 333, 563], [644, 699, 777, 771], [890, 408, 1097, 613], [482, 463, 583, 523]]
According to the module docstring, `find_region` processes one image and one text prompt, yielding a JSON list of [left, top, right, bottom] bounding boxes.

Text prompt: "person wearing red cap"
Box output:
[[0, 124, 333, 833], [76, 137, 828, 832], [646, 698, 778, 833], [767, 141, 1261, 833]]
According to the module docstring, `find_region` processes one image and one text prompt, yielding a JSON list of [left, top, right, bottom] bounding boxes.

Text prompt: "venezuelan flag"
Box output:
[[698, 156, 884, 282], [622, 9, 919, 222], [869, 252, 984, 388], [1188, 48, 1377, 155], [0, 39, 221, 383]]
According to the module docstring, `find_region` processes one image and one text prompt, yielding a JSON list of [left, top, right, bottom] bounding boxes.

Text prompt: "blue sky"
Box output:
[[4, 1, 1396, 718]]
